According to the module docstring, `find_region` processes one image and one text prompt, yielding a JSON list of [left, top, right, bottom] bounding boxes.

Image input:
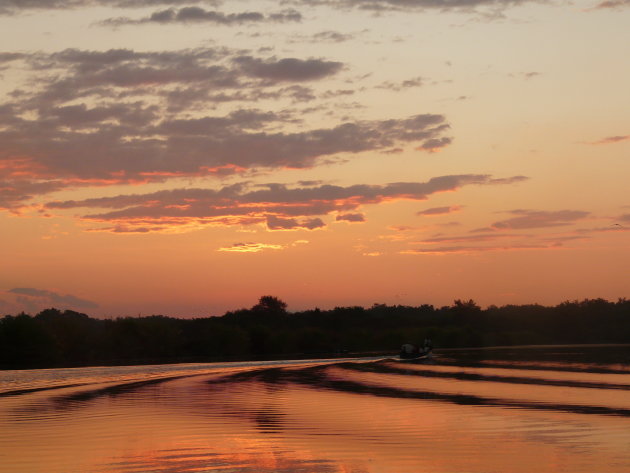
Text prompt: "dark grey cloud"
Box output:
[[0, 0, 535, 16], [8, 287, 99, 309], [0, 52, 26, 63], [101, 7, 302, 26], [44, 174, 526, 232], [160, 85, 317, 113], [266, 215, 326, 230], [0, 0, 220, 15], [233, 56, 343, 83], [9, 48, 338, 105], [0, 46, 377, 209], [0, 99, 453, 209], [336, 212, 366, 222]]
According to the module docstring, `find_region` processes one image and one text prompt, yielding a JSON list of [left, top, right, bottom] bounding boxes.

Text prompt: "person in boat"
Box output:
[[400, 343, 419, 359], [422, 338, 433, 354]]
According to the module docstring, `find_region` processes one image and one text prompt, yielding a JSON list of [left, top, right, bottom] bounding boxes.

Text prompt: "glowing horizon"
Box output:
[[1, 0, 628, 317]]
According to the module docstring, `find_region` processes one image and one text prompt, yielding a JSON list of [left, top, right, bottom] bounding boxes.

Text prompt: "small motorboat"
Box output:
[[399, 341, 433, 362]]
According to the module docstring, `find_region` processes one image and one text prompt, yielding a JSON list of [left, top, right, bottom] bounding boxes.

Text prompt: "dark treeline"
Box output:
[[1, 296, 629, 369]]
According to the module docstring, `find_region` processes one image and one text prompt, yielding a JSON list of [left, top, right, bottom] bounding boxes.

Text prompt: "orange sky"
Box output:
[[0, 0, 628, 316]]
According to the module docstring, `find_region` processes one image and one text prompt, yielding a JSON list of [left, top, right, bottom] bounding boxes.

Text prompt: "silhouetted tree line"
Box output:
[[1, 296, 629, 369]]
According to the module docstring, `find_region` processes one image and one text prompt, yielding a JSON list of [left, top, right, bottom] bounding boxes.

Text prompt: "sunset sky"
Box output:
[[1, 0, 628, 317]]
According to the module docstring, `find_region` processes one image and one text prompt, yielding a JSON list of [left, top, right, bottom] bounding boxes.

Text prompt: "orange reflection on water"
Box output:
[[2, 358, 630, 473]]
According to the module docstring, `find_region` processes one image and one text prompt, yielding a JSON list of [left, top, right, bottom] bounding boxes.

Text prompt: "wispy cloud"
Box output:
[[416, 205, 461, 216], [485, 209, 590, 230], [6, 287, 98, 311], [586, 135, 630, 145], [100, 8, 302, 27], [286, 0, 533, 15], [417, 233, 527, 244], [289, 30, 358, 44], [401, 242, 563, 255], [377, 76, 424, 92], [217, 242, 285, 253]]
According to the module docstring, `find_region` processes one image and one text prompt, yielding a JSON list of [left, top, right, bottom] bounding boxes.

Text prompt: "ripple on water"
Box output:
[[2, 348, 630, 472]]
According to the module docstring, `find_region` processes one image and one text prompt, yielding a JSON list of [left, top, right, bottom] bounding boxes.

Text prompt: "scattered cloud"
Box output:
[[377, 76, 424, 91], [0, 46, 461, 210], [43, 174, 526, 233], [416, 137, 453, 153], [6, 287, 98, 311], [576, 224, 630, 234], [0, 0, 222, 16], [401, 242, 563, 255], [290, 30, 357, 43], [593, 0, 630, 9], [336, 212, 366, 222], [266, 215, 326, 230], [101, 8, 302, 26], [417, 233, 527, 244], [217, 242, 286, 253], [382, 148, 404, 154], [0, 0, 541, 17], [0, 45, 458, 210], [511, 71, 541, 80], [285, 0, 532, 15], [233, 56, 343, 83], [586, 135, 630, 145], [487, 209, 590, 230], [416, 205, 461, 216]]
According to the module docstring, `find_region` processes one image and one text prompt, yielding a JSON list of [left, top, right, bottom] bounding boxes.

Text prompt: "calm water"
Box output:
[[2, 345, 630, 473]]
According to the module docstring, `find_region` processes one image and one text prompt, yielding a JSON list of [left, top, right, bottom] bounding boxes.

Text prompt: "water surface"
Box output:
[[2, 345, 630, 472]]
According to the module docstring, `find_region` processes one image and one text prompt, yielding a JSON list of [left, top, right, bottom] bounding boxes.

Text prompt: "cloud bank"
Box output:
[[44, 174, 527, 233], [0, 47, 455, 210]]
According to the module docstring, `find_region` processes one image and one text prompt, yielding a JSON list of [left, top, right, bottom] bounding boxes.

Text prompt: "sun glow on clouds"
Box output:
[[43, 175, 527, 233], [218, 240, 309, 253], [1, 0, 629, 314], [218, 242, 285, 253]]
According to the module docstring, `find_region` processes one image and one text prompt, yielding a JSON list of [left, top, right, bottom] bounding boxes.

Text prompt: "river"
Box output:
[[2, 345, 630, 472]]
